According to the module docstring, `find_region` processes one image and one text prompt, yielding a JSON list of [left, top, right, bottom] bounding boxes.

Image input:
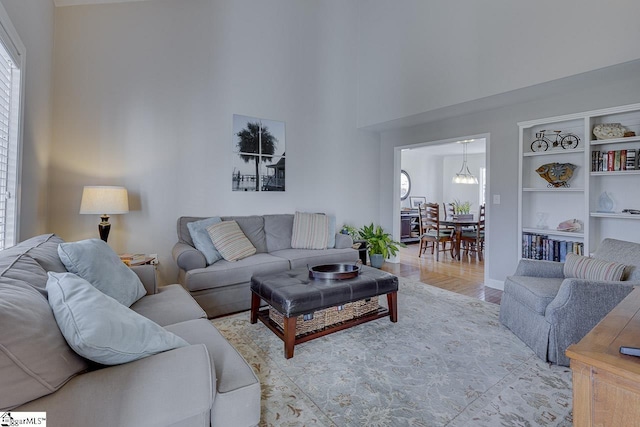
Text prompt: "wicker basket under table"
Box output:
[[269, 297, 379, 337]]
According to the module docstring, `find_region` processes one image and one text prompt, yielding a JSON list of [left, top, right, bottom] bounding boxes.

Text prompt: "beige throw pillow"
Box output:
[[563, 253, 627, 281], [0, 278, 88, 410], [207, 220, 256, 262], [291, 212, 329, 250]]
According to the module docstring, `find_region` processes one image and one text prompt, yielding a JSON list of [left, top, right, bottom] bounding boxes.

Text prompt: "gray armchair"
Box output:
[[499, 238, 640, 366]]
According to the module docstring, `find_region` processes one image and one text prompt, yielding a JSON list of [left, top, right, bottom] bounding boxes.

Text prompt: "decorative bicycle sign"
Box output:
[[530, 130, 580, 152]]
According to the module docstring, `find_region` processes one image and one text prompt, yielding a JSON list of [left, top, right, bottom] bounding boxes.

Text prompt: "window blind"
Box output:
[[0, 41, 16, 250], [0, 46, 15, 249], [0, 5, 24, 250]]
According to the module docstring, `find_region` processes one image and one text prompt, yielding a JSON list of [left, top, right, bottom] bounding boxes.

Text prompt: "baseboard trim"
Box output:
[[485, 278, 504, 291]]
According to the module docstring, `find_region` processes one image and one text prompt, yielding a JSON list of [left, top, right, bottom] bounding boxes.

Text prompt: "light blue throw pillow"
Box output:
[[47, 272, 189, 366], [187, 217, 223, 265], [58, 239, 146, 307]]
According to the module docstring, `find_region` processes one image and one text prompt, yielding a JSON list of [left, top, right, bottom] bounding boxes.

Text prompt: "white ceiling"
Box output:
[[54, 0, 148, 6]]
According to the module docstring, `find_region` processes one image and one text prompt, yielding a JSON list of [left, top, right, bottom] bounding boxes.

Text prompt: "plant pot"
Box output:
[[369, 253, 384, 269], [454, 214, 473, 221]]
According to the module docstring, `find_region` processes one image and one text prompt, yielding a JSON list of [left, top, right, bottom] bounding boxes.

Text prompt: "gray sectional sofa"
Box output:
[[172, 214, 359, 318], [2, 234, 260, 427]]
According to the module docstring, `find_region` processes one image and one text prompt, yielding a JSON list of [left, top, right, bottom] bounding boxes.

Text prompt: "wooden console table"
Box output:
[[566, 286, 640, 426]]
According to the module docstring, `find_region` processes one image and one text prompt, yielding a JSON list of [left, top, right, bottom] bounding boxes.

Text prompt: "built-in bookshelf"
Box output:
[[518, 103, 640, 258]]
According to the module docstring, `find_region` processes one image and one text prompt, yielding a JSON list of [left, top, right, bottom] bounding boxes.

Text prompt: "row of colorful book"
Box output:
[[522, 232, 584, 261], [591, 149, 638, 172]]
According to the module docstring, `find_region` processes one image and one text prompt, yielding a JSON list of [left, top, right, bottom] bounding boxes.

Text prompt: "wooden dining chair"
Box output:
[[460, 204, 485, 260], [442, 202, 457, 232], [418, 202, 454, 261], [445, 202, 456, 221]]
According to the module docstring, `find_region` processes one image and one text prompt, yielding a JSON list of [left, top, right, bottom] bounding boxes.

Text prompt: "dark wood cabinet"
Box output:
[[401, 212, 420, 243]]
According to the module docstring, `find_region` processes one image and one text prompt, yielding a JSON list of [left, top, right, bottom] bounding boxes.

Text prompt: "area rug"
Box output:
[[212, 279, 573, 427]]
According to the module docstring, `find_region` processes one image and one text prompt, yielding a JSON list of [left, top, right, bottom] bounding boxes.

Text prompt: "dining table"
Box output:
[[439, 217, 480, 260]]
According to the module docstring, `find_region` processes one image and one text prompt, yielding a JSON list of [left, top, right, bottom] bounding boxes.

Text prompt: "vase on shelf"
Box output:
[[598, 191, 614, 213], [536, 212, 548, 229]]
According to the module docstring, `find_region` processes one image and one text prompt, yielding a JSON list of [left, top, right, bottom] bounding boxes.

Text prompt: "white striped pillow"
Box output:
[[291, 212, 329, 250], [563, 253, 627, 281], [207, 220, 256, 262]]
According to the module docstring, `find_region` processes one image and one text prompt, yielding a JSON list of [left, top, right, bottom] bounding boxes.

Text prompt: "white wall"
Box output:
[[10, 0, 640, 292], [400, 151, 442, 208], [400, 151, 485, 212], [357, 0, 640, 128], [0, 0, 55, 239], [51, 0, 380, 284], [379, 60, 640, 289]]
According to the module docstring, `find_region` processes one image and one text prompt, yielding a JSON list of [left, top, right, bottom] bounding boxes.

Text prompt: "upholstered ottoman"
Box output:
[[250, 265, 398, 358]]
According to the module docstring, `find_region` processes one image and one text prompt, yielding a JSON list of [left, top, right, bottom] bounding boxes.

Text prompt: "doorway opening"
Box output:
[[392, 133, 491, 293]]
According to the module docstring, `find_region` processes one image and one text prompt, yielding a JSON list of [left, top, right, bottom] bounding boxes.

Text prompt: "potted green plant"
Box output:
[[358, 223, 405, 268], [340, 224, 360, 238]]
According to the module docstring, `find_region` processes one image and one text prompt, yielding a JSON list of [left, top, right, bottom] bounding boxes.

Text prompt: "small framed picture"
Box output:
[[409, 196, 426, 209]]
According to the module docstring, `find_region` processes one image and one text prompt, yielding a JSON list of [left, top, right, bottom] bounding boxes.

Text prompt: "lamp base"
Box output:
[[99, 215, 111, 242]]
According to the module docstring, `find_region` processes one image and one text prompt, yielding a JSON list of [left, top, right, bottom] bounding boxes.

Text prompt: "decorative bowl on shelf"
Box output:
[[535, 162, 576, 188], [593, 123, 626, 140]]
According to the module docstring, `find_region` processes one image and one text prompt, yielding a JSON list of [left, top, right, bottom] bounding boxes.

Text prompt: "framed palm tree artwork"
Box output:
[[232, 114, 286, 192]]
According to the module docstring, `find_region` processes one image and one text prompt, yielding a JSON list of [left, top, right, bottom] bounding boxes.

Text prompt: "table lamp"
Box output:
[[79, 186, 129, 242]]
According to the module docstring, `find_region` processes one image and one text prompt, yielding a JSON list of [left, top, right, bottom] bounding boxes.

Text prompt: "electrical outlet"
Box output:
[[149, 253, 159, 265], [493, 194, 501, 204]]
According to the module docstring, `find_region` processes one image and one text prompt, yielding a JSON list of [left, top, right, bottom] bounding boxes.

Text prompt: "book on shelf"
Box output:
[[592, 150, 607, 172], [628, 149, 638, 170], [522, 232, 583, 261], [607, 151, 614, 171], [594, 149, 638, 172]]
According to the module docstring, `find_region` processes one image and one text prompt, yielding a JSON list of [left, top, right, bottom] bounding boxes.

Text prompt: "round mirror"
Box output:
[[400, 170, 411, 200]]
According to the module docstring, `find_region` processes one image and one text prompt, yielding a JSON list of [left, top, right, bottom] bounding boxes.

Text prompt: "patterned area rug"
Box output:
[[212, 279, 573, 427]]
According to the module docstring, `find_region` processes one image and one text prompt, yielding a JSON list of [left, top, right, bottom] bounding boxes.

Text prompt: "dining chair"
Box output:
[[442, 203, 457, 233], [445, 203, 456, 221], [460, 204, 485, 260], [418, 202, 454, 261]]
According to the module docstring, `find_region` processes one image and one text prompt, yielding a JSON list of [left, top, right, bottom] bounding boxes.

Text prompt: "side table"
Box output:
[[353, 239, 368, 265], [566, 287, 640, 426]]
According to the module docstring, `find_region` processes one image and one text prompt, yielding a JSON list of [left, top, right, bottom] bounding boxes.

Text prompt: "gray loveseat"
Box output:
[[2, 234, 260, 427], [499, 238, 640, 366], [172, 214, 359, 318]]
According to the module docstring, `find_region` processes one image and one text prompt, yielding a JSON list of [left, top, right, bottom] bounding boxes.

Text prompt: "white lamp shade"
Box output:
[[79, 186, 129, 215]]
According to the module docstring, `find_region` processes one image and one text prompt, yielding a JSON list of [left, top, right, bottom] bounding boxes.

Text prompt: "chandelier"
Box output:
[[452, 139, 478, 184]]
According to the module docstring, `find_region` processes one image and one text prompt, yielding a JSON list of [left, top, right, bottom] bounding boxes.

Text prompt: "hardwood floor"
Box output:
[[380, 242, 503, 304]]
